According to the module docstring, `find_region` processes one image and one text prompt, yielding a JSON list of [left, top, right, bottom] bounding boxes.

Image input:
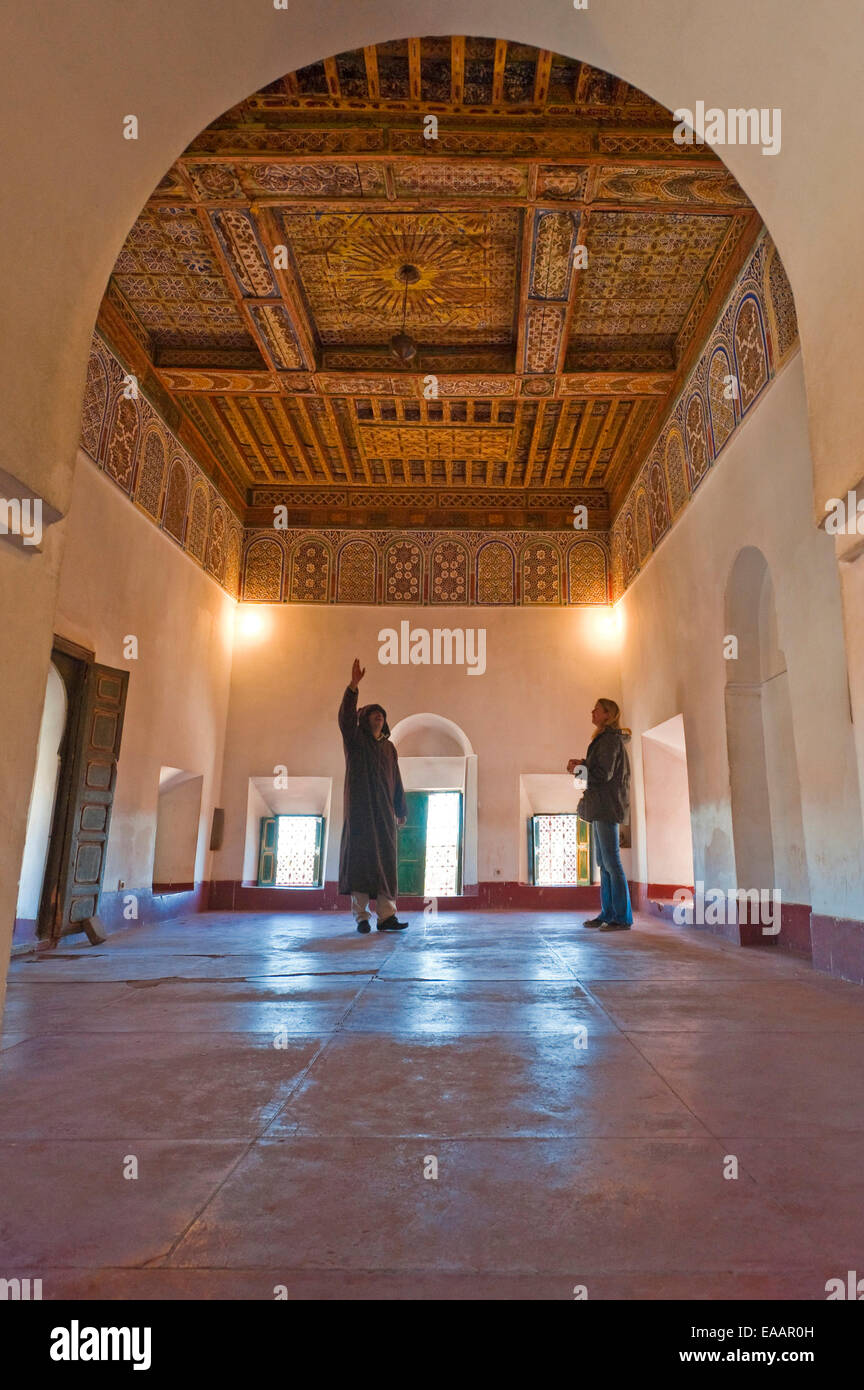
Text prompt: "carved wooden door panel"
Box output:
[[43, 662, 128, 941]]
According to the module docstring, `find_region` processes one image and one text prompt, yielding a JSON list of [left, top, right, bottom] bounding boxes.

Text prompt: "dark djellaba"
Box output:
[[338, 657, 409, 933]]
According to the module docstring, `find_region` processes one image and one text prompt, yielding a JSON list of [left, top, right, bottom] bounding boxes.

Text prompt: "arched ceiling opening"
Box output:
[[94, 37, 763, 537]]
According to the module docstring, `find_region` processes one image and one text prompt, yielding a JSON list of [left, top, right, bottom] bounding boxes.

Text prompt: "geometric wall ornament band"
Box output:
[[240, 528, 610, 607], [614, 231, 799, 589]]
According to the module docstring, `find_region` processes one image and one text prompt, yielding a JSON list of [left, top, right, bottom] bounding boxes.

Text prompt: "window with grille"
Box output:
[[529, 814, 591, 886], [257, 815, 324, 887]]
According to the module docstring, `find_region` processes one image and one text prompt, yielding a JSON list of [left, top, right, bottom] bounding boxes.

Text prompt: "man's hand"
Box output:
[[567, 758, 585, 774], [350, 658, 365, 691], [396, 816, 406, 828]]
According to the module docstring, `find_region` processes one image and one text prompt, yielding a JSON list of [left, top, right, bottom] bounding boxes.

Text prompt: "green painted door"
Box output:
[[397, 791, 428, 895]]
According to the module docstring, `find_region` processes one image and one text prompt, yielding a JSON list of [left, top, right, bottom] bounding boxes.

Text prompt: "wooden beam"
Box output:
[[542, 401, 570, 487], [556, 210, 590, 375], [492, 41, 507, 104], [563, 400, 598, 486], [295, 397, 334, 483], [322, 397, 356, 484], [601, 400, 641, 488], [252, 398, 304, 483], [584, 401, 619, 485], [607, 396, 666, 509], [450, 37, 465, 105], [524, 401, 547, 487], [363, 46, 380, 100], [533, 51, 553, 107], [233, 397, 283, 483], [323, 57, 341, 99], [575, 61, 594, 104], [190, 206, 288, 384], [408, 38, 422, 102], [272, 397, 316, 482], [505, 401, 527, 487], [254, 206, 318, 370], [514, 212, 536, 374], [211, 396, 269, 482]]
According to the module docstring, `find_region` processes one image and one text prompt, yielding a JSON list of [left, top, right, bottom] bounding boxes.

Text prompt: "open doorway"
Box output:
[[641, 714, 695, 895], [397, 790, 463, 896], [16, 637, 129, 946], [15, 662, 68, 944]]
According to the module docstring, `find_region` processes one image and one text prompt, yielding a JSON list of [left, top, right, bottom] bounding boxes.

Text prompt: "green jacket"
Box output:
[[577, 728, 631, 824]]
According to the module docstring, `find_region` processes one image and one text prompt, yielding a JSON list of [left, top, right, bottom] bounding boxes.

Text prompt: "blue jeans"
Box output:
[[593, 821, 633, 925]]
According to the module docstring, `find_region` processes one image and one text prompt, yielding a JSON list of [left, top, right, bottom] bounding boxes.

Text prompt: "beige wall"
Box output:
[[51, 455, 235, 898], [216, 606, 622, 887], [619, 354, 864, 919]]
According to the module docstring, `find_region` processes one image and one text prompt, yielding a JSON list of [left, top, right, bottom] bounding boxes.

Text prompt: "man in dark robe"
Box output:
[[338, 658, 409, 933]]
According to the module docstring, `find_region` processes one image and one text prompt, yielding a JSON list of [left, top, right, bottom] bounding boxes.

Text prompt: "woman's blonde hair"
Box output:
[[593, 698, 632, 738]]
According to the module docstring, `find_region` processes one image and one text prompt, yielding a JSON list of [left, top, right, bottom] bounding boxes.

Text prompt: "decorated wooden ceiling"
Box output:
[[97, 37, 762, 531]]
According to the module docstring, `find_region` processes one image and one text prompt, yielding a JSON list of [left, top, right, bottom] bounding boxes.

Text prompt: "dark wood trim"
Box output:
[[52, 634, 95, 663]]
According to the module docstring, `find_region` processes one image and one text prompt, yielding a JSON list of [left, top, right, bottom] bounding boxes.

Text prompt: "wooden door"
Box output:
[[257, 816, 277, 886], [397, 791, 428, 896], [40, 660, 128, 942]]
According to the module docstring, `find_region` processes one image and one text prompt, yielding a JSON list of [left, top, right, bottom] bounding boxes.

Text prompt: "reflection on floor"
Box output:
[[2, 910, 864, 1300]]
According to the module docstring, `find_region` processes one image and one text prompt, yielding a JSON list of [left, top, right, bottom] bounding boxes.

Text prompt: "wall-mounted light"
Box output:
[[588, 603, 625, 645], [235, 605, 269, 641]]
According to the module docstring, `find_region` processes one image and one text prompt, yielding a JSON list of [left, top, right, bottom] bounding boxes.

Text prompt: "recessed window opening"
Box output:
[[276, 814, 323, 886], [530, 813, 591, 886]]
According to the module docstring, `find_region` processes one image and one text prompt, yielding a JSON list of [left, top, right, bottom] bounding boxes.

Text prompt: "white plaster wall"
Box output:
[[619, 354, 864, 919], [51, 455, 235, 894], [217, 606, 622, 887]]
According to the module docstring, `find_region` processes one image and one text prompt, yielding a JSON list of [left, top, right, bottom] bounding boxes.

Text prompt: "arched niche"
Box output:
[[390, 712, 478, 890]]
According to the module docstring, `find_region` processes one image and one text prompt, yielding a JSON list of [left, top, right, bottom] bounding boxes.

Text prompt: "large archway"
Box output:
[[4, 5, 864, 1009]]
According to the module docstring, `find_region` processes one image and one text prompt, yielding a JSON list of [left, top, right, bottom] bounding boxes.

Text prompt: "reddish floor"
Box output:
[[1, 909, 863, 1300]]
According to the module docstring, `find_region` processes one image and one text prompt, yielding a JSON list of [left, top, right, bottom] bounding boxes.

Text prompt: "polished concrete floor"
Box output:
[[2, 909, 864, 1300]]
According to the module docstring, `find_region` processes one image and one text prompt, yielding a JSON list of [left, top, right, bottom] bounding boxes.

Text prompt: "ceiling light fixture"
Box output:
[[389, 263, 421, 364]]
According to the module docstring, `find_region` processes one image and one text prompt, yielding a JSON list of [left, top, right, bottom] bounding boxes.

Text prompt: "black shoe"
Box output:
[[582, 915, 606, 929], [377, 915, 409, 931], [356, 920, 371, 934], [598, 921, 631, 931]]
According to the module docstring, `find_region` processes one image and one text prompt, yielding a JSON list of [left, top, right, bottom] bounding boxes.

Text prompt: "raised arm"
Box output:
[[338, 659, 365, 739]]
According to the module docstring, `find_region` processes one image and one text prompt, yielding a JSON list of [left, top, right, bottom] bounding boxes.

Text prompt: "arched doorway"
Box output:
[[390, 713, 478, 898], [724, 546, 811, 948], [14, 663, 67, 945]]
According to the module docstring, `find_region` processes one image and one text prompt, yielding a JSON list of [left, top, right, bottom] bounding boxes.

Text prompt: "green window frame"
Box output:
[[257, 814, 325, 888]]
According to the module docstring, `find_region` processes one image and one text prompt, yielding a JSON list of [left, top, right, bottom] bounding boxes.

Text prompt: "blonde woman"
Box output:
[[567, 699, 633, 931]]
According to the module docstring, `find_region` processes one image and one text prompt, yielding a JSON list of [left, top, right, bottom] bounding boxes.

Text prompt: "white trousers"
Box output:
[[350, 891, 397, 922]]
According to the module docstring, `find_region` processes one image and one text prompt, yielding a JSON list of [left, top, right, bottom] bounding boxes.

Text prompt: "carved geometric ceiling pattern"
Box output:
[[97, 36, 762, 529], [283, 209, 520, 346]]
